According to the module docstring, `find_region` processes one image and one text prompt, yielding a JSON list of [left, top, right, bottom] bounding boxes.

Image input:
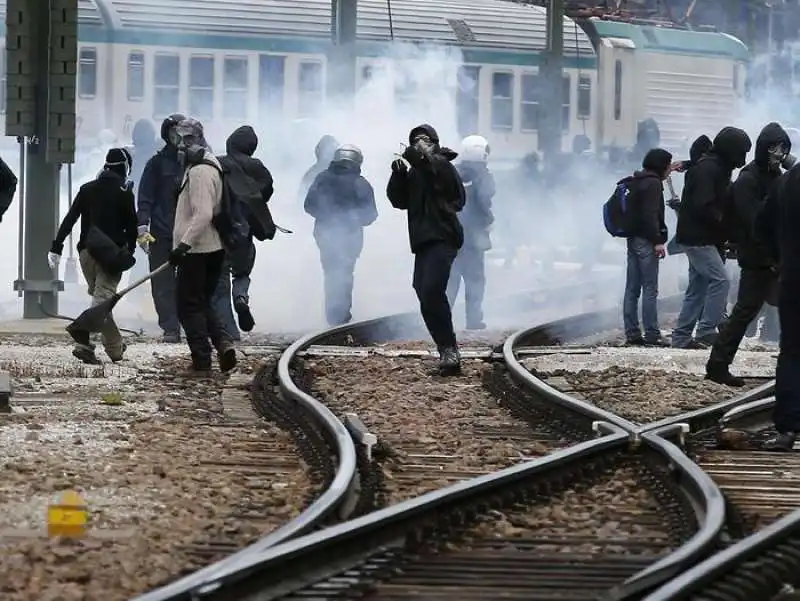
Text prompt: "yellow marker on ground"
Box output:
[[47, 489, 88, 538]]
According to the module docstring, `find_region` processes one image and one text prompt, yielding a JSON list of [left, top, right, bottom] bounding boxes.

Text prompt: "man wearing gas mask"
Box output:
[[447, 135, 495, 331], [137, 113, 186, 343], [706, 123, 791, 386], [169, 118, 236, 375], [387, 124, 466, 374], [672, 126, 752, 349]]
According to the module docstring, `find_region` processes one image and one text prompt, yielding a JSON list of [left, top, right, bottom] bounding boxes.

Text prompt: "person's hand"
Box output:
[[137, 225, 155, 253], [47, 252, 60, 270], [168, 242, 190, 266], [391, 159, 408, 174], [654, 244, 666, 259], [669, 161, 687, 173]]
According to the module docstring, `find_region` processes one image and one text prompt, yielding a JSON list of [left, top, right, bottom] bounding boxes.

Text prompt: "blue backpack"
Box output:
[[603, 178, 635, 237]]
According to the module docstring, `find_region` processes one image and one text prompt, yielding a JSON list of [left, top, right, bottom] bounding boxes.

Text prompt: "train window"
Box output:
[[78, 47, 97, 99], [577, 75, 591, 119], [520, 73, 540, 131], [127, 52, 145, 101], [154, 54, 180, 119], [224, 57, 248, 120], [614, 60, 622, 121], [562, 75, 570, 131], [491, 72, 513, 131], [456, 66, 480, 138], [189, 56, 215, 120], [259, 55, 285, 116], [298, 61, 324, 117]]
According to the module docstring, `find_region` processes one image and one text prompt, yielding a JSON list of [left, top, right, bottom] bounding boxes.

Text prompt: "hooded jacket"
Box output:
[[173, 150, 223, 254], [456, 161, 495, 250], [728, 122, 788, 269], [298, 135, 340, 203], [130, 119, 159, 189], [304, 160, 377, 230], [219, 125, 275, 240], [386, 124, 466, 252], [137, 116, 187, 238], [676, 126, 752, 247], [622, 170, 668, 245]]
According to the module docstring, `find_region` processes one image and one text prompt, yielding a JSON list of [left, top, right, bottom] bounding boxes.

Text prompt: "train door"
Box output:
[[597, 37, 636, 149]]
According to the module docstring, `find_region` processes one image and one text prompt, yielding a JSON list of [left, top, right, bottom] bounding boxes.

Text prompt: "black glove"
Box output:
[[50, 240, 64, 255], [391, 159, 408, 175], [402, 145, 426, 167], [168, 242, 191, 266], [666, 197, 680, 211]]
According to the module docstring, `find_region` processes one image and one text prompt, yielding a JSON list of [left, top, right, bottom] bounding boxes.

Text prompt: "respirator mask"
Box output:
[[767, 143, 790, 170], [412, 134, 435, 159], [172, 120, 206, 167]]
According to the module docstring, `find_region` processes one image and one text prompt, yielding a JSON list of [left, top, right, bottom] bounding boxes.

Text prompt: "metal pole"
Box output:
[[540, 0, 565, 158], [15, 137, 25, 299], [327, 0, 358, 108]]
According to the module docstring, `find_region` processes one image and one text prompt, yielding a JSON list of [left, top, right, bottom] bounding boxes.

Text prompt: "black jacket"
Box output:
[[676, 127, 751, 247], [456, 161, 495, 250], [51, 169, 137, 256], [219, 125, 275, 240], [729, 122, 788, 269], [387, 124, 466, 253], [304, 161, 377, 229], [623, 170, 667, 245]]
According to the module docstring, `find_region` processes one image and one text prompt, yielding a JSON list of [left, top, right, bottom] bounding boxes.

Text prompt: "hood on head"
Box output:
[[160, 113, 187, 144], [408, 124, 439, 145], [755, 122, 791, 166], [713, 126, 752, 169], [315, 135, 340, 162], [132, 119, 156, 148], [689, 135, 713, 164], [642, 148, 673, 176], [226, 125, 258, 156]]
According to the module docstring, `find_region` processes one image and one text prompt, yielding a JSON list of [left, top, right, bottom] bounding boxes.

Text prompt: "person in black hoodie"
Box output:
[[305, 144, 377, 326], [48, 148, 137, 364], [621, 148, 672, 346], [447, 135, 495, 330], [672, 126, 752, 349], [212, 125, 275, 335], [387, 124, 466, 374], [707, 123, 790, 387]]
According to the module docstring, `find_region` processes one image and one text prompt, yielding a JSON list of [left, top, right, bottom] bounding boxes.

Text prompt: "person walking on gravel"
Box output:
[[387, 124, 466, 374], [706, 122, 791, 387], [169, 118, 236, 375], [618, 148, 672, 347], [48, 148, 138, 364]]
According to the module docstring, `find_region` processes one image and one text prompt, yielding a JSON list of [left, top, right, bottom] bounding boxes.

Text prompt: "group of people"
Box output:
[[617, 121, 800, 450]]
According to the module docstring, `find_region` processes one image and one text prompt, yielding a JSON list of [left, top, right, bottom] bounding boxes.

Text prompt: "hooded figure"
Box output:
[[671, 126, 752, 350], [212, 125, 275, 336], [48, 148, 137, 365], [130, 119, 159, 189], [169, 118, 236, 375], [387, 123, 466, 373], [706, 122, 789, 386], [298, 134, 340, 204], [447, 135, 495, 331], [137, 113, 186, 343], [304, 144, 377, 326]]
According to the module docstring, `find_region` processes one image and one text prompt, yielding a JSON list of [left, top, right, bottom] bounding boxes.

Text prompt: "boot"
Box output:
[[643, 336, 670, 347], [438, 346, 461, 375], [73, 344, 101, 365], [764, 432, 797, 452], [233, 296, 255, 332], [218, 342, 237, 373], [162, 331, 181, 343], [705, 360, 745, 387]]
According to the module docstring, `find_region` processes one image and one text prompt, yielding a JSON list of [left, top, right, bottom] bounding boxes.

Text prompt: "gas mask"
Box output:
[[412, 134, 435, 158], [172, 120, 207, 167], [783, 153, 798, 170], [767, 143, 790, 170]]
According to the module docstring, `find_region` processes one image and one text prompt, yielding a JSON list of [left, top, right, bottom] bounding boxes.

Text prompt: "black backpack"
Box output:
[[603, 177, 635, 237], [0, 157, 18, 222]]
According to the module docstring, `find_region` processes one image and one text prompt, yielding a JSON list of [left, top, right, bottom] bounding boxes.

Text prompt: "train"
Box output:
[[0, 0, 749, 162]]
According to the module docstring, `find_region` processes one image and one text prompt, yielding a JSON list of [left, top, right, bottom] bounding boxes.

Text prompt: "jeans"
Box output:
[[413, 242, 458, 349], [623, 237, 660, 341], [446, 245, 486, 327], [315, 224, 363, 327], [148, 237, 181, 336], [212, 240, 256, 340], [77, 249, 124, 359], [672, 245, 730, 347]]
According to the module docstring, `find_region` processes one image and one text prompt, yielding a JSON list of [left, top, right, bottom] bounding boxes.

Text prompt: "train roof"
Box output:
[[588, 18, 749, 61], [2, 0, 596, 58]]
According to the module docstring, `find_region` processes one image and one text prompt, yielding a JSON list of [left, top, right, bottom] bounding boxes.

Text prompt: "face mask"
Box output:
[[768, 143, 789, 169], [412, 135, 434, 157], [782, 153, 798, 170]]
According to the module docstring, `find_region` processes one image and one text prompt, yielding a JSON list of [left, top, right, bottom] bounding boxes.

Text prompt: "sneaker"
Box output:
[[626, 336, 646, 346], [73, 345, 101, 365], [107, 343, 128, 364], [696, 332, 719, 346], [218, 344, 237, 373], [764, 432, 797, 452], [438, 347, 461, 375], [674, 339, 709, 350], [184, 365, 214, 379], [643, 337, 671, 348], [161, 331, 181, 344], [233, 297, 255, 333], [705, 362, 745, 387]]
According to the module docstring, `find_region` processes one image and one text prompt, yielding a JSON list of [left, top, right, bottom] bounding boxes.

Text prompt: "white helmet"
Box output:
[[461, 135, 490, 162]]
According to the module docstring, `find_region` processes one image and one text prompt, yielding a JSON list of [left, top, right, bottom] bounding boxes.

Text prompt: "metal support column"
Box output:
[[327, 0, 358, 108], [538, 0, 565, 158], [6, 0, 77, 317]]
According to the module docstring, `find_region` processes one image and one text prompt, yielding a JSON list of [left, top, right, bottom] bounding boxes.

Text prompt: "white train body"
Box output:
[[0, 0, 749, 161]]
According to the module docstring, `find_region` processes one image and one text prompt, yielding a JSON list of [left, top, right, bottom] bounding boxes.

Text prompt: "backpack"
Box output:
[[603, 178, 635, 237], [0, 157, 18, 222]]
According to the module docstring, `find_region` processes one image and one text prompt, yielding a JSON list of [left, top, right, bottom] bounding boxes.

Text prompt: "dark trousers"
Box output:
[[710, 267, 777, 366], [413, 242, 458, 349], [446, 246, 486, 327], [176, 250, 228, 368], [775, 293, 800, 433], [316, 225, 363, 327], [149, 237, 181, 336], [211, 240, 256, 340]]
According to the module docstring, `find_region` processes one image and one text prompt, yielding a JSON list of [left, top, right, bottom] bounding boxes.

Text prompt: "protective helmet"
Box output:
[[332, 144, 363, 166], [460, 135, 490, 162], [161, 113, 187, 145]]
